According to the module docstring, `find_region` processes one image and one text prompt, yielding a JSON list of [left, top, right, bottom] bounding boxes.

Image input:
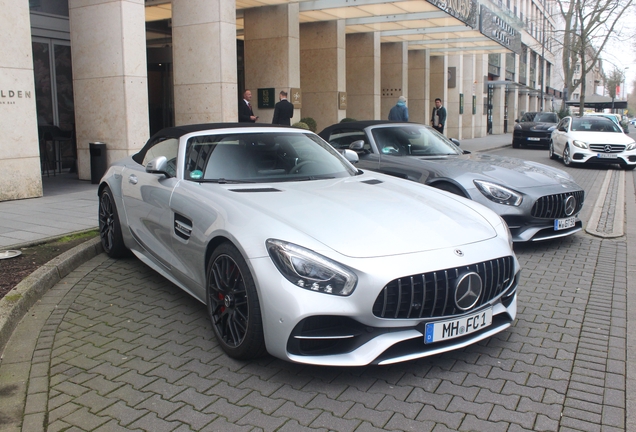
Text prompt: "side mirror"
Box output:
[[146, 156, 171, 177], [515, 118, 519, 123], [342, 149, 359, 164], [349, 140, 366, 151], [450, 138, 461, 147]]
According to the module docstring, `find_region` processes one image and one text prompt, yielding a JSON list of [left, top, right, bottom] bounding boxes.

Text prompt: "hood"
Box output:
[[217, 176, 498, 258], [417, 153, 579, 190], [516, 122, 557, 131], [565, 131, 636, 144]]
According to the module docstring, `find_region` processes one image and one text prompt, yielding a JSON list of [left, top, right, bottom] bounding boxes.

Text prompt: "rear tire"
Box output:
[[98, 186, 129, 258], [206, 243, 266, 360]]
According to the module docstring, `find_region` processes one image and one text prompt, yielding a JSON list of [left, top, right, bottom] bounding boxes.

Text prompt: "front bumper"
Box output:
[[570, 151, 636, 167], [249, 240, 519, 366]]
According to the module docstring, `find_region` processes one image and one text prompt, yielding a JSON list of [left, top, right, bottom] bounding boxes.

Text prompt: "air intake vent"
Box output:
[[362, 179, 383, 185], [229, 188, 281, 193]]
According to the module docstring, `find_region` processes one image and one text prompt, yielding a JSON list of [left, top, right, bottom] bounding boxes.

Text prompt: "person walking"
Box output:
[[239, 89, 257, 123], [388, 96, 409, 122], [272, 90, 294, 126], [431, 98, 447, 134]]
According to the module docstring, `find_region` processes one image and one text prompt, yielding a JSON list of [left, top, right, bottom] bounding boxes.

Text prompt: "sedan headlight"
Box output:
[[474, 180, 522, 206], [572, 140, 588, 149], [626, 142, 636, 151], [266, 239, 358, 296]]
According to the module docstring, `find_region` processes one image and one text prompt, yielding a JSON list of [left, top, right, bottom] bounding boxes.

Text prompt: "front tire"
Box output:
[[432, 182, 467, 198], [98, 186, 129, 258], [206, 243, 266, 360], [563, 145, 572, 167]]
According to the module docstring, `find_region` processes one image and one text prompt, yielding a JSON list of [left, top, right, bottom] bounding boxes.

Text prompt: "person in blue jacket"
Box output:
[[388, 96, 409, 122]]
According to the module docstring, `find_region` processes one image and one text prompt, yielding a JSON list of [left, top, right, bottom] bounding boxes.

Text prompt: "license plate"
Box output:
[[597, 153, 618, 159], [424, 308, 492, 344], [527, 137, 541, 141], [554, 216, 576, 230]]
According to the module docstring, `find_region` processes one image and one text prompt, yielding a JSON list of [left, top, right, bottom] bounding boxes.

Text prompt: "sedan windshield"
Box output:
[[571, 117, 622, 133], [184, 132, 358, 182], [371, 125, 462, 156]]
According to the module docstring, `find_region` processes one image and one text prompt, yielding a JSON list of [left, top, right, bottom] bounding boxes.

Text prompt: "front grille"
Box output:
[[372, 256, 515, 319], [531, 190, 584, 218], [589, 144, 626, 153]]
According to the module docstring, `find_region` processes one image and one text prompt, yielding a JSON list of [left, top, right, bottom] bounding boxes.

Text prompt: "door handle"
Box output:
[[128, 174, 138, 185]]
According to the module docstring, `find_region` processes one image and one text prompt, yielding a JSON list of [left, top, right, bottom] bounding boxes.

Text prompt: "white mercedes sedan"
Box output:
[[98, 123, 519, 366], [550, 116, 636, 170]]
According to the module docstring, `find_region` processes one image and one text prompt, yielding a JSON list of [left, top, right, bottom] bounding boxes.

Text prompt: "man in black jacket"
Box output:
[[431, 98, 447, 134], [272, 91, 294, 126], [239, 89, 257, 122]]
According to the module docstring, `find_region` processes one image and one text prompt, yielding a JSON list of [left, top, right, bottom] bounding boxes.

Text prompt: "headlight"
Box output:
[[474, 180, 522, 206], [266, 239, 358, 296], [514, 124, 522, 130], [626, 142, 636, 151], [572, 140, 588, 149]]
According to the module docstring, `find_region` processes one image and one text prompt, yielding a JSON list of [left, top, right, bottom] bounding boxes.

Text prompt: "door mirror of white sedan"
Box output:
[[146, 156, 172, 177], [342, 149, 359, 164], [450, 138, 461, 147]]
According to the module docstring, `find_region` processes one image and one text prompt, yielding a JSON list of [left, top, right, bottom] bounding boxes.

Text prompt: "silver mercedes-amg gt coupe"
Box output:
[[98, 123, 519, 366], [319, 121, 585, 242]]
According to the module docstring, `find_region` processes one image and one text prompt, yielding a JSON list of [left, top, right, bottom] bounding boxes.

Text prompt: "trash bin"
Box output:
[[89, 142, 107, 184]]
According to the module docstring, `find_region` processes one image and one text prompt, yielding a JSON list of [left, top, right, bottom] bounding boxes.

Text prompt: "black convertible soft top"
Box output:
[[133, 123, 296, 164]]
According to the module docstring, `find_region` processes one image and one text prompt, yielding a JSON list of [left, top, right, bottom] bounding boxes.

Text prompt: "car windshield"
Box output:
[[520, 112, 558, 123], [184, 131, 358, 183], [571, 117, 622, 133], [371, 125, 462, 156]]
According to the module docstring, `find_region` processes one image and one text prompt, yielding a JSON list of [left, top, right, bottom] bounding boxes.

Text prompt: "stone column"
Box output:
[[346, 33, 380, 121], [244, 4, 300, 124], [518, 92, 529, 116], [492, 86, 506, 134], [474, 54, 487, 137], [0, 0, 41, 201], [300, 20, 346, 131], [446, 55, 463, 139], [408, 50, 429, 124], [462, 54, 476, 139], [381, 42, 408, 120], [69, 0, 149, 181], [172, 0, 237, 125], [430, 55, 448, 134]]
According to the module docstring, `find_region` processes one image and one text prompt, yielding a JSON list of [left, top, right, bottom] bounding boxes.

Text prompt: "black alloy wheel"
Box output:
[[206, 243, 266, 359], [98, 186, 128, 258]]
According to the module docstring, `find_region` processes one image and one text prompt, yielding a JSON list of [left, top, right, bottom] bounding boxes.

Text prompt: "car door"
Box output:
[[121, 137, 180, 270], [322, 127, 381, 171], [370, 126, 434, 183], [552, 118, 570, 155]]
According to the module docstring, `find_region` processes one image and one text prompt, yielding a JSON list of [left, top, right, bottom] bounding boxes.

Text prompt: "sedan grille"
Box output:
[[531, 190, 584, 219], [589, 144, 626, 153], [372, 256, 515, 319]]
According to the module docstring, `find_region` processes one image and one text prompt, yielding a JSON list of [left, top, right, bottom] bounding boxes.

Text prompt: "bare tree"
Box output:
[[556, 0, 635, 115], [605, 67, 625, 110]]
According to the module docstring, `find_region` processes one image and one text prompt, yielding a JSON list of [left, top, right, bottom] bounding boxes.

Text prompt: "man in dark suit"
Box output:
[[239, 89, 257, 122], [272, 90, 294, 126]]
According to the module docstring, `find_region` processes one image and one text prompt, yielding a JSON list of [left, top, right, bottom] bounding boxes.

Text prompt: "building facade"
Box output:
[[1, 0, 559, 201]]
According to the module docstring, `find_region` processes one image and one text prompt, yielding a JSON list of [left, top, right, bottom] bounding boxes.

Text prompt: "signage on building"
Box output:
[[258, 88, 275, 109], [338, 91, 347, 110], [426, 0, 478, 28], [290, 88, 302, 109], [0, 89, 32, 105], [479, 5, 521, 54]]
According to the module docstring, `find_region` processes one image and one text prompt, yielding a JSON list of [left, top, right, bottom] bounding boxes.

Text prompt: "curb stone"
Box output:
[[0, 236, 103, 354]]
